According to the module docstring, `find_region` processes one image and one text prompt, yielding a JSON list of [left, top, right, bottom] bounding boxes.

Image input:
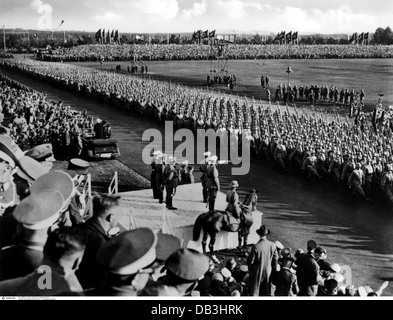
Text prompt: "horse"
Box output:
[[192, 189, 258, 262]]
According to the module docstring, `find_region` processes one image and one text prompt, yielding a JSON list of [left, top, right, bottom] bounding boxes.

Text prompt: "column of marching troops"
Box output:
[[1, 58, 393, 205]]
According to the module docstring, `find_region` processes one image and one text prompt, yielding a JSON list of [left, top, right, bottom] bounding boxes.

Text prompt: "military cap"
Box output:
[[203, 151, 212, 157], [281, 248, 292, 258], [230, 180, 239, 188], [25, 143, 55, 162], [0, 135, 23, 168], [211, 272, 224, 282], [68, 158, 90, 175], [221, 267, 231, 279], [329, 263, 341, 273], [156, 233, 181, 262], [165, 248, 210, 281], [30, 170, 75, 209], [16, 156, 50, 184], [13, 190, 64, 230], [153, 150, 162, 157], [275, 240, 284, 250], [167, 156, 176, 165], [181, 160, 188, 166], [208, 155, 218, 163], [97, 228, 157, 275]]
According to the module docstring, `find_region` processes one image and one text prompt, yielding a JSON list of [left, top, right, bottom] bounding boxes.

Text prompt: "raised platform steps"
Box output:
[[117, 183, 263, 252]]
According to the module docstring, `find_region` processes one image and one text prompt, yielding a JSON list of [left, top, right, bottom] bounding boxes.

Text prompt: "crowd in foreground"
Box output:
[[38, 44, 393, 62], [1, 58, 393, 206]]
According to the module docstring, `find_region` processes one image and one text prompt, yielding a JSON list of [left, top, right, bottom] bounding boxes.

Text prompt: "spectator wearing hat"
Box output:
[[29, 170, 81, 226], [142, 248, 210, 297], [272, 256, 299, 296], [0, 226, 87, 296], [149, 232, 181, 282], [67, 158, 89, 176], [209, 272, 230, 296], [314, 247, 332, 277], [295, 240, 321, 296], [226, 180, 241, 219], [0, 136, 22, 217], [317, 278, 338, 296], [0, 155, 50, 249], [0, 190, 65, 281], [200, 151, 211, 203], [87, 228, 158, 296], [25, 143, 56, 170], [247, 225, 278, 296], [76, 194, 122, 289], [206, 155, 220, 212]]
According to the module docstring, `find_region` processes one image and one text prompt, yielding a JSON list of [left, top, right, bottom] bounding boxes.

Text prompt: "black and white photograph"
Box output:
[[0, 0, 392, 304]]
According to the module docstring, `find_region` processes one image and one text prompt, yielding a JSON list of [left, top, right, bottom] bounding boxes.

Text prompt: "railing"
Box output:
[[82, 174, 93, 220], [108, 171, 118, 195], [128, 206, 138, 230]]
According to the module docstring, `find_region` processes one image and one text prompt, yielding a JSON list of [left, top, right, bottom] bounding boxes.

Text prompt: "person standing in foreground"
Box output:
[[295, 240, 321, 296], [247, 225, 278, 296]]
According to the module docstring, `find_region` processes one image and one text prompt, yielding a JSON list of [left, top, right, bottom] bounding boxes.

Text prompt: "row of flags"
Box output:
[[349, 32, 369, 44], [95, 29, 120, 44], [273, 31, 299, 44], [192, 30, 216, 41]]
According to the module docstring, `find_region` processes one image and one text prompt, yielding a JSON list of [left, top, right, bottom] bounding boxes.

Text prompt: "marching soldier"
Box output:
[[200, 151, 211, 203], [381, 164, 393, 205], [226, 180, 241, 219], [206, 155, 220, 212], [164, 156, 178, 210], [348, 162, 369, 201]]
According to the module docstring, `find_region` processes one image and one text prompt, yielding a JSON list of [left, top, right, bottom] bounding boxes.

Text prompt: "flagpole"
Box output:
[[2, 25, 5, 50]]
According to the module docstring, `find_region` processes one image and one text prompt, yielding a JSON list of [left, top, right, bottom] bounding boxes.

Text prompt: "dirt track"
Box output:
[[1, 64, 393, 296]]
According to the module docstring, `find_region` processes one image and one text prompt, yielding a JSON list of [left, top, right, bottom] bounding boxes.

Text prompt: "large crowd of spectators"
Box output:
[[38, 44, 393, 62]]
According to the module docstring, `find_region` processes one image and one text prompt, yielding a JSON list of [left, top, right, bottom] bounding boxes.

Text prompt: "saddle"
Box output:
[[224, 211, 241, 232]]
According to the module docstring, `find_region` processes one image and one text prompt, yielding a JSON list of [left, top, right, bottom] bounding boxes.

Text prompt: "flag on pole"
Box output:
[[95, 29, 101, 42], [209, 30, 216, 38], [202, 30, 208, 39], [286, 31, 292, 44]]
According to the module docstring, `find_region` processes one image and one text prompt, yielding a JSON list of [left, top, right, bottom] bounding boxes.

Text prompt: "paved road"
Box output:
[[1, 66, 393, 296]]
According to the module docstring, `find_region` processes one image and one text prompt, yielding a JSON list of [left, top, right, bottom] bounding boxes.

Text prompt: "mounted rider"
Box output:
[[226, 180, 241, 219]]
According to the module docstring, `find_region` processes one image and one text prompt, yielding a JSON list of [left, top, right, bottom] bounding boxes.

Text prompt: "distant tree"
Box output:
[[373, 26, 393, 44]]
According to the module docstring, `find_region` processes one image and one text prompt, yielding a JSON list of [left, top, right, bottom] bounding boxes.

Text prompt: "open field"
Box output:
[[71, 58, 393, 109]]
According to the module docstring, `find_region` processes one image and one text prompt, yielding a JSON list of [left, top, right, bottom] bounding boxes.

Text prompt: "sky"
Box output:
[[0, 0, 392, 34]]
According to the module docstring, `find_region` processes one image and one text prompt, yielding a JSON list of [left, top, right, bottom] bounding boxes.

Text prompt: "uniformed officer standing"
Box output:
[[200, 151, 211, 203], [381, 164, 393, 205], [226, 180, 241, 219], [206, 155, 220, 212], [164, 156, 179, 210], [348, 162, 369, 201], [151, 151, 162, 199]]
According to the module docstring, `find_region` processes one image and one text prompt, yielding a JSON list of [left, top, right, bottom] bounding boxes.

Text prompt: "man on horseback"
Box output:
[[206, 155, 220, 212], [226, 180, 241, 219]]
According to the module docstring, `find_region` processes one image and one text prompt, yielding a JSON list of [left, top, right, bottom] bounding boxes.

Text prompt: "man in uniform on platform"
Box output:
[[150, 151, 162, 199], [164, 156, 179, 210], [206, 155, 220, 212], [200, 151, 211, 203], [155, 154, 166, 204], [226, 180, 241, 219]]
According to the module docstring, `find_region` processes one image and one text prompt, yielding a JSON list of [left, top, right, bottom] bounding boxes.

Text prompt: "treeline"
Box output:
[[1, 27, 392, 51]]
